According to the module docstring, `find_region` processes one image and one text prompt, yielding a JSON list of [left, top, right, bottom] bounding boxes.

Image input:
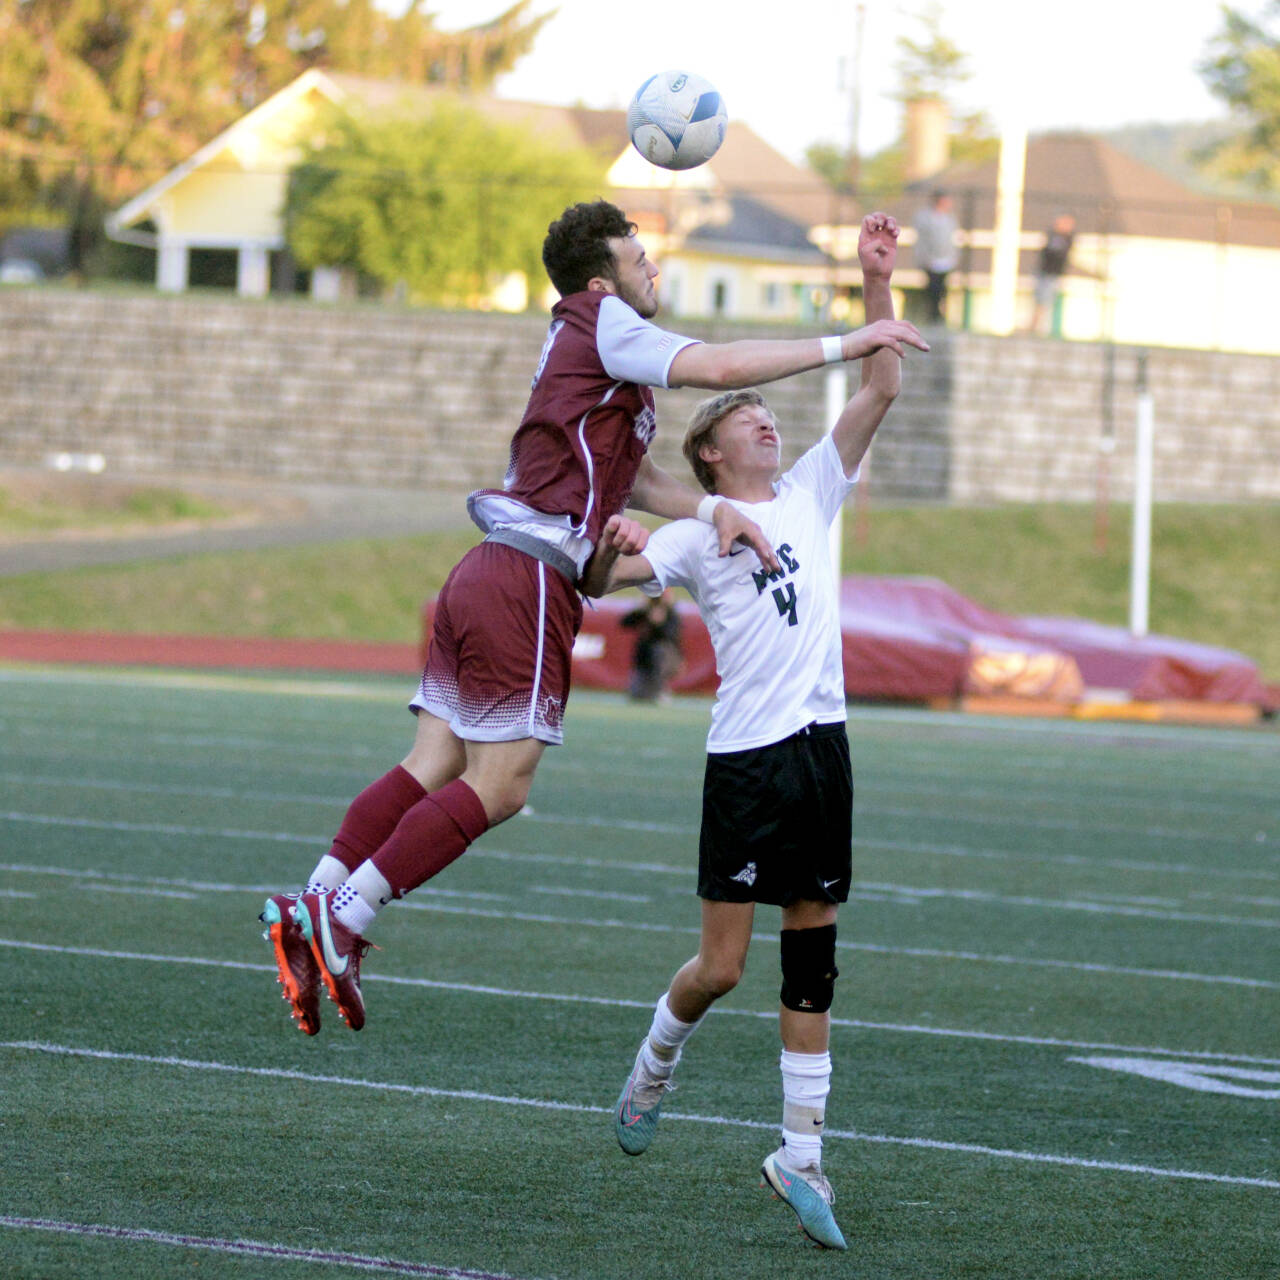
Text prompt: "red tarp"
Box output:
[[568, 576, 1269, 707]]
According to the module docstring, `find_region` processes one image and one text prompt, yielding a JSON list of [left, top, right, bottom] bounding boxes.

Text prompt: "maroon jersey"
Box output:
[[468, 292, 697, 555]]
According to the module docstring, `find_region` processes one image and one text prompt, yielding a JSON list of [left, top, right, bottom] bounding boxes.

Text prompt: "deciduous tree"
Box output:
[[0, 0, 550, 198], [1198, 1, 1280, 193], [285, 101, 604, 306]]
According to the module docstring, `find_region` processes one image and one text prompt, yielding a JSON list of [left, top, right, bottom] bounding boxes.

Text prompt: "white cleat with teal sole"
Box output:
[[760, 1147, 848, 1250]]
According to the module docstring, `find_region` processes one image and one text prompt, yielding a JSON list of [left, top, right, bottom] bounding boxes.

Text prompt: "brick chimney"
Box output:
[[904, 96, 950, 182]]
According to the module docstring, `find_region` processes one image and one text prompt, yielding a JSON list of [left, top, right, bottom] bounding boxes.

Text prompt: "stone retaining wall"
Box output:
[[2, 289, 1276, 504]]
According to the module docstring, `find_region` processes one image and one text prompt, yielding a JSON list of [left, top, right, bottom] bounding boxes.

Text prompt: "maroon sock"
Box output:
[[370, 778, 490, 897], [329, 765, 428, 874]]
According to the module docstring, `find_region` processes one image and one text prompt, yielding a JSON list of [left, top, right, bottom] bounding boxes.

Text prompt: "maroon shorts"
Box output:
[[411, 541, 583, 745]]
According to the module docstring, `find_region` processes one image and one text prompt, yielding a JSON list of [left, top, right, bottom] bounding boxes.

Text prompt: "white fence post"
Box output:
[[826, 365, 849, 588], [1129, 352, 1154, 637]]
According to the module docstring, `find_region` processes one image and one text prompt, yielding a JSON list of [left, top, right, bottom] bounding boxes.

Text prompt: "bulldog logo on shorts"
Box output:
[[730, 861, 758, 887]]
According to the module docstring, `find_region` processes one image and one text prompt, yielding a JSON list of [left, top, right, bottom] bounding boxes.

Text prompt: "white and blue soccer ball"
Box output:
[[626, 70, 727, 171]]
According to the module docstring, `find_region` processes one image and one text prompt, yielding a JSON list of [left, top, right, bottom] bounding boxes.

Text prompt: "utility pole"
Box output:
[[843, 3, 867, 193]]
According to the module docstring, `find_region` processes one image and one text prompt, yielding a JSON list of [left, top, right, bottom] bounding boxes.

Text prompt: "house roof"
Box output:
[[110, 68, 837, 246], [110, 68, 343, 232], [679, 194, 831, 265], [320, 73, 836, 232], [906, 131, 1280, 250], [323, 71, 597, 154], [691, 124, 835, 229]]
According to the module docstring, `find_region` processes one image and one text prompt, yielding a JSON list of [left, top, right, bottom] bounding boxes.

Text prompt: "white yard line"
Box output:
[[1, 936, 1276, 1064], [3, 1041, 1276, 1192], [0, 1214, 542, 1279], [2, 801, 1277, 894], [851, 881, 1280, 930], [31, 757, 1257, 854], [2, 853, 1278, 989]]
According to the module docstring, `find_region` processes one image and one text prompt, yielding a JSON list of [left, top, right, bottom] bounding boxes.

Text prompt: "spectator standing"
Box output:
[[1033, 214, 1076, 336], [913, 190, 958, 325], [621, 589, 683, 702]]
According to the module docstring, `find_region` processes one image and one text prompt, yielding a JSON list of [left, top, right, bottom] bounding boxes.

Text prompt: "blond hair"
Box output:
[[681, 389, 776, 494]]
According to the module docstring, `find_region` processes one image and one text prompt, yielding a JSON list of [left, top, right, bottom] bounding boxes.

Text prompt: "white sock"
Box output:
[[346, 860, 394, 909], [331, 862, 392, 936], [306, 854, 351, 896], [642, 992, 701, 1078], [780, 1049, 831, 1169]]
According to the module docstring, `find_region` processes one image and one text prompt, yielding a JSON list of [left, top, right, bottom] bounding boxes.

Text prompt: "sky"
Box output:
[[428, 0, 1233, 164]]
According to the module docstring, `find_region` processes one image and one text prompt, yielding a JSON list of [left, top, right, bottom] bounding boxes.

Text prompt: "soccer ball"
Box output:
[[626, 70, 727, 171]]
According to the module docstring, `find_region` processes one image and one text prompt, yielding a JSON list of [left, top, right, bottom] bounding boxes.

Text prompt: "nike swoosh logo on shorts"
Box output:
[[822, 878, 840, 890]]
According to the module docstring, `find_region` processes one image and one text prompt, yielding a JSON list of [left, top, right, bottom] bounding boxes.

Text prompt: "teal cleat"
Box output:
[[614, 1040, 675, 1155], [760, 1148, 848, 1250], [260, 892, 321, 1036]]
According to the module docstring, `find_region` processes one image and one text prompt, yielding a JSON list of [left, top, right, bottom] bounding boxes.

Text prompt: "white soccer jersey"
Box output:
[[641, 435, 857, 752]]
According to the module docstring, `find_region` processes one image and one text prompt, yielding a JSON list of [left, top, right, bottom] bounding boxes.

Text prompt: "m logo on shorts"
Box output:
[[730, 861, 757, 887]]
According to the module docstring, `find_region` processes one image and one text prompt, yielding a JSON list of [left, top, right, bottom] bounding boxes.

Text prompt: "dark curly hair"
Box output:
[[542, 200, 636, 298]]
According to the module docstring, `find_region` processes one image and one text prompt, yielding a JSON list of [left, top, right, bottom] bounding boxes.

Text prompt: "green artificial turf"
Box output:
[[1, 669, 1276, 1278]]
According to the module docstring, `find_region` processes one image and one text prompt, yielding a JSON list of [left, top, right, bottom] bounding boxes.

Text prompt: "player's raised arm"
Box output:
[[829, 212, 927, 477], [667, 293, 927, 392]]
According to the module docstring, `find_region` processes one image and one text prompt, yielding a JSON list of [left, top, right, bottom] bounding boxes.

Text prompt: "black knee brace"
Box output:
[[779, 924, 838, 1014]]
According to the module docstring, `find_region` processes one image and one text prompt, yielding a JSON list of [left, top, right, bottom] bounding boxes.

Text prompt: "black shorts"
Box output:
[[698, 721, 853, 906]]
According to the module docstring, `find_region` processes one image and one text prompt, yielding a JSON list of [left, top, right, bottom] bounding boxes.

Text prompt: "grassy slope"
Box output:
[[0, 503, 1276, 678], [0, 482, 232, 536], [844, 502, 1280, 678]]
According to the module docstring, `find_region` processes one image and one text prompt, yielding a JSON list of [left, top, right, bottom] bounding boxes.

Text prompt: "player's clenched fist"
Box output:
[[600, 514, 650, 555]]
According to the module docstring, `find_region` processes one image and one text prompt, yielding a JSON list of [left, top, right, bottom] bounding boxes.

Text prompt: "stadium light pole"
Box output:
[[1129, 352, 1154, 637]]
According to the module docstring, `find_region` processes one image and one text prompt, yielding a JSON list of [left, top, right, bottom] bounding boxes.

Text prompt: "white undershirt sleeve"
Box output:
[[596, 295, 700, 388]]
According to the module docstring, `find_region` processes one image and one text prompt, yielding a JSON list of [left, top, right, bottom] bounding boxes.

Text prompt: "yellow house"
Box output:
[[107, 69, 843, 319], [108, 69, 338, 296]]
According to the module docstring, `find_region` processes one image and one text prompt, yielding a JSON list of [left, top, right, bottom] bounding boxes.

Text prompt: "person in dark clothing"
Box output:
[[1033, 214, 1076, 335], [622, 589, 683, 701]]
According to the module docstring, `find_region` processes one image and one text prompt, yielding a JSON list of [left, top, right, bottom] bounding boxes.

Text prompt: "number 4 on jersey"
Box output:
[[772, 582, 798, 626], [752, 543, 801, 628]]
